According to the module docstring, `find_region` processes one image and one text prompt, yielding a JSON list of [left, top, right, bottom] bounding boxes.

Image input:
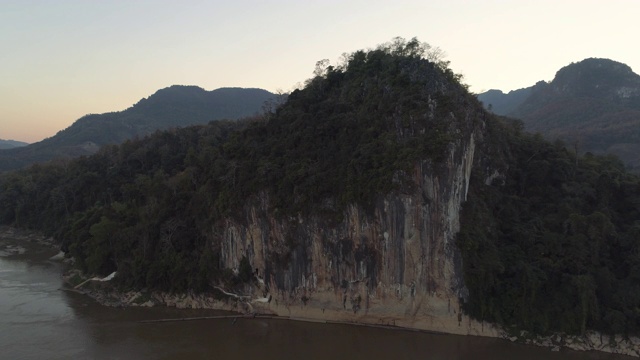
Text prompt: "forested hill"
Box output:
[[0, 139, 29, 150], [1, 39, 639, 338], [478, 58, 640, 171], [0, 86, 275, 172]]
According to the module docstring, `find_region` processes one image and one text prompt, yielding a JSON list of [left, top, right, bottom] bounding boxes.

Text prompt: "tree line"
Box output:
[[0, 37, 638, 337]]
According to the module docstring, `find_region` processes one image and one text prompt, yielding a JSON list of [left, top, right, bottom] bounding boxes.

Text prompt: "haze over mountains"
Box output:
[[478, 58, 640, 171], [0, 86, 276, 172], [0, 140, 28, 150], [6, 58, 639, 173]]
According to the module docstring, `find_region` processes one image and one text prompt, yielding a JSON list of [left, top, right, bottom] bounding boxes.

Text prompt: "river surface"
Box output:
[[0, 243, 634, 360]]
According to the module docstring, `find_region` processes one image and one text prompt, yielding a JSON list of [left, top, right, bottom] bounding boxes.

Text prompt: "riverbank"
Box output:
[[0, 226, 59, 259], [2, 226, 637, 357], [64, 268, 640, 358]]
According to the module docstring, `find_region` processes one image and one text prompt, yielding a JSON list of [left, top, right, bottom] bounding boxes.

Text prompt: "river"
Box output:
[[0, 240, 634, 360]]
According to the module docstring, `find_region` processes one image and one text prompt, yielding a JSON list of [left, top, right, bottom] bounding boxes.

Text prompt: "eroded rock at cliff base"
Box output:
[[214, 130, 494, 337]]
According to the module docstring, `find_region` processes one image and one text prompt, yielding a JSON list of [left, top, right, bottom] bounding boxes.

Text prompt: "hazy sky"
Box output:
[[2, 0, 639, 143]]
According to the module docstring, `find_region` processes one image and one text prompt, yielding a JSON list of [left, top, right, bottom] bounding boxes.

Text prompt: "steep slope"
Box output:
[[2, 40, 639, 352], [0, 40, 493, 335], [479, 58, 640, 171], [0, 86, 275, 172]]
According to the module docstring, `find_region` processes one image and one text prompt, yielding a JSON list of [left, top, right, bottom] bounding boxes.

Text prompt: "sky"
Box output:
[[1, 0, 639, 143]]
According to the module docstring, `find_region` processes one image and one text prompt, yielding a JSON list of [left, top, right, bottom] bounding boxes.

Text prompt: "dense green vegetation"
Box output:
[[0, 121, 246, 292], [219, 40, 466, 217], [458, 117, 640, 336], [1, 38, 639, 337], [0, 38, 465, 292]]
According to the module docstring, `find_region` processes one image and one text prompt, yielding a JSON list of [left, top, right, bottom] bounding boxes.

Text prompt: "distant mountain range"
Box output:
[[478, 58, 640, 171], [0, 86, 276, 172], [0, 140, 28, 150]]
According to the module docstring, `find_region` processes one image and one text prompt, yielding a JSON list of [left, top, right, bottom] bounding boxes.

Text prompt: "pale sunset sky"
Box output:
[[2, 0, 639, 143]]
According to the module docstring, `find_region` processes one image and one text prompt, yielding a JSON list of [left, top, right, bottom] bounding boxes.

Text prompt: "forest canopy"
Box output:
[[0, 37, 639, 337]]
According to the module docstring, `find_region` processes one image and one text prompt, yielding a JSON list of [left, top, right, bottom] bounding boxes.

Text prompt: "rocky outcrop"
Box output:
[[0, 226, 57, 258], [213, 127, 497, 337], [516, 331, 640, 358]]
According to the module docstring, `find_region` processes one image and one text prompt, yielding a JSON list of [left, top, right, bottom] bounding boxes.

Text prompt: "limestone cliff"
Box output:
[[216, 116, 494, 335], [5, 39, 640, 357]]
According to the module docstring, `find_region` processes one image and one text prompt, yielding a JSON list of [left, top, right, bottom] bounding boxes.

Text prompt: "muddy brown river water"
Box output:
[[0, 236, 634, 360]]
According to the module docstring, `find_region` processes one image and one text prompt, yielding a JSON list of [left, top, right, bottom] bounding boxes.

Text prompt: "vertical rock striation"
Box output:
[[217, 123, 494, 335]]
